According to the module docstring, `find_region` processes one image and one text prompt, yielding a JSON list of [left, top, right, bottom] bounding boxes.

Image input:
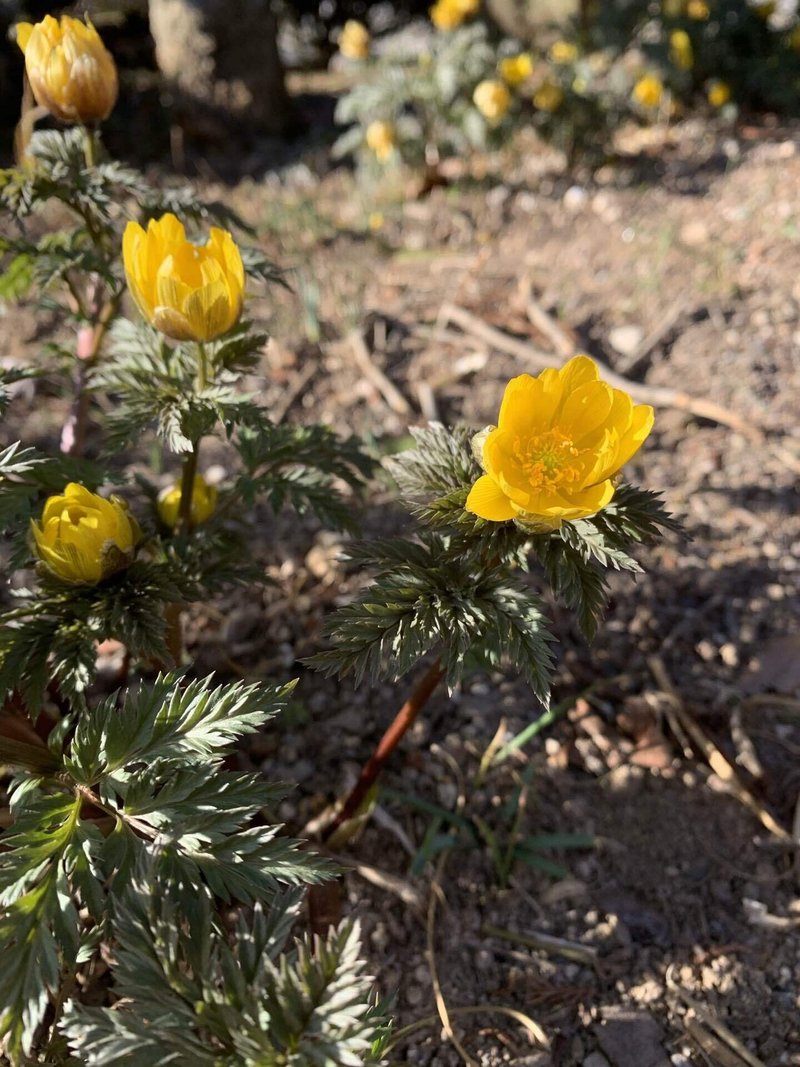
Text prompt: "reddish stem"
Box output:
[[322, 657, 445, 843]]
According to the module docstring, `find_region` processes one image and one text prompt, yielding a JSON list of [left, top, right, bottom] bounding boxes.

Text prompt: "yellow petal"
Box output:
[[497, 375, 550, 436], [558, 380, 613, 437], [557, 354, 600, 391], [15, 22, 33, 53], [613, 404, 654, 471], [465, 475, 517, 521]]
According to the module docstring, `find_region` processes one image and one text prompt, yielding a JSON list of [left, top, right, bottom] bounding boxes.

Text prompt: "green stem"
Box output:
[[82, 125, 97, 169], [196, 341, 209, 392]]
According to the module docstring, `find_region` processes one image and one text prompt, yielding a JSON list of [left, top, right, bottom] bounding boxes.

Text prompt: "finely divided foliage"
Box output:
[[0, 675, 340, 1059]]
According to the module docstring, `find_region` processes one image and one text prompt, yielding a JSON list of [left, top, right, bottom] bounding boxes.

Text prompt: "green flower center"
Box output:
[[513, 429, 581, 493]]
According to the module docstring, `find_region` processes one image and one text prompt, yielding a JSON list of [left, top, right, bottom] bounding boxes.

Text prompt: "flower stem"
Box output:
[[82, 125, 97, 169], [196, 341, 208, 392], [321, 656, 445, 843]]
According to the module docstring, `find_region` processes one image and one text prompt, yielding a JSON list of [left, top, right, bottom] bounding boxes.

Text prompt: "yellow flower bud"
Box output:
[[15, 15, 118, 126], [429, 0, 479, 31], [707, 79, 731, 107], [633, 73, 664, 109], [473, 79, 511, 123], [31, 483, 138, 585], [687, 0, 709, 18], [533, 80, 564, 112], [466, 355, 653, 529], [339, 20, 370, 60], [157, 474, 217, 530], [123, 214, 245, 343], [549, 40, 578, 64], [499, 53, 534, 87], [670, 30, 694, 70], [365, 120, 396, 163]]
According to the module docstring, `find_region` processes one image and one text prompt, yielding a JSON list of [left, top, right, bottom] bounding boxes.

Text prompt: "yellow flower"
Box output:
[[549, 40, 578, 64], [633, 73, 664, 109], [499, 53, 534, 87], [157, 474, 217, 530], [687, 0, 710, 18], [14, 14, 118, 125], [430, 0, 479, 32], [670, 29, 693, 70], [473, 79, 511, 123], [365, 120, 396, 163], [707, 79, 731, 107], [339, 20, 370, 60], [533, 80, 564, 111], [31, 483, 139, 584], [123, 214, 245, 343], [465, 356, 654, 529], [663, 0, 686, 15]]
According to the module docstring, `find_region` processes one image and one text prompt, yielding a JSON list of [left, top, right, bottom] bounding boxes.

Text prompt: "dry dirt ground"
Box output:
[[4, 118, 800, 1065]]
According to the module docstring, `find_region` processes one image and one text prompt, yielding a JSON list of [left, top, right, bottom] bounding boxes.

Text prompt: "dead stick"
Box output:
[[440, 302, 800, 475], [321, 657, 445, 843], [347, 331, 412, 416]]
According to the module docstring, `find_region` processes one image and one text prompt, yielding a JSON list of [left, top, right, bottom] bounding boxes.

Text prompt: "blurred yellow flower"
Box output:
[[15, 14, 117, 125], [687, 0, 710, 18], [670, 29, 693, 70], [430, 0, 479, 31], [473, 79, 511, 122], [533, 79, 564, 111], [549, 40, 578, 64], [365, 120, 396, 163], [31, 483, 138, 584], [663, 0, 686, 15], [339, 20, 370, 60], [466, 355, 654, 528], [499, 53, 534, 87], [123, 213, 245, 343], [707, 79, 731, 106], [157, 474, 217, 530], [633, 73, 664, 109], [368, 211, 385, 231]]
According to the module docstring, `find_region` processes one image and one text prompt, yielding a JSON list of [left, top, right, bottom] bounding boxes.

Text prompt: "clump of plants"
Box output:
[[1, 11, 675, 1066]]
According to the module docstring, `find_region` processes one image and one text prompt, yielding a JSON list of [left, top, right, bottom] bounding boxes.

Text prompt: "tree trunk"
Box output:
[[148, 0, 295, 135]]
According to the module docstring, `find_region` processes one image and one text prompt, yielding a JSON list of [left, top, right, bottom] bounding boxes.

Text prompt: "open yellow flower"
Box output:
[[687, 0, 709, 18], [429, 0, 479, 32], [339, 20, 370, 60], [365, 120, 396, 163], [157, 474, 217, 530], [31, 483, 139, 585], [670, 29, 693, 70], [707, 79, 731, 107], [499, 53, 534, 87], [633, 73, 664, 109], [466, 356, 654, 529], [15, 14, 118, 125], [123, 214, 245, 343], [473, 80, 511, 123]]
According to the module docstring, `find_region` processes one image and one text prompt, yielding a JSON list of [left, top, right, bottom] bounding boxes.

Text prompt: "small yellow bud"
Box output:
[[549, 40, 578, 64], [687, 0, 710, 18], [670, 29, 693, 70], [533, 80, 564, 112], [15, 15, 118, 125], [122, 214, 245, 343], [429, 0, 479, 32], [339, 20, 370, 61], [707, 79, 731, 107], [31, 484, 138, 585], [633, 73, 664, 109], [499, 53, 534, 87], [157, 475, 217, 530], [473, 79, 511, 123], [365, 120, 396, 163]]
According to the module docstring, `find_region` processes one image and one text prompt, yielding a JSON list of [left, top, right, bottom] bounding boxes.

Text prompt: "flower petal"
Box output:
[[465, 475, 517, 521]]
